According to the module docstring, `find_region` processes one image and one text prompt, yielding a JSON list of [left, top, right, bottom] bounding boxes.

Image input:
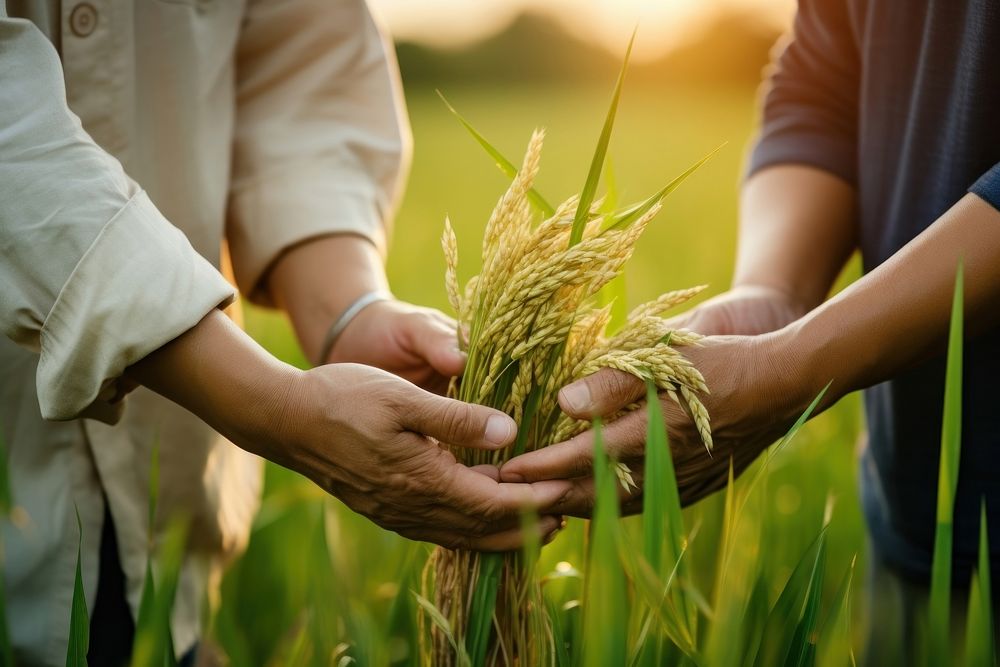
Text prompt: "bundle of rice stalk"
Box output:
[[419, 37, 716, 666]]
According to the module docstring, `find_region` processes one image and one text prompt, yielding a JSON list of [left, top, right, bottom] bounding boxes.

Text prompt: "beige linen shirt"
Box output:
[[0, 1, 408, 663]]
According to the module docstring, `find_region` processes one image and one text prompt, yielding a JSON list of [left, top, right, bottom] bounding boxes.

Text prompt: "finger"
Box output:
[[534, 475, 645, 519], [499, 437, 594, 484], [405, 313, 466, 378], [469, 464, 501, 481], [439, 463, 579, 525], [499, 408, 647, 483], [400, 392, 517, 450], [558, 368, 646, 419], [412, 515, 563, 552]]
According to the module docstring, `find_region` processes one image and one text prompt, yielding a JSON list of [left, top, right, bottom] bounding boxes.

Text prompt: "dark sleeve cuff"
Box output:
[[969, 162, 1000, 212], [746, 129, 857, 187]]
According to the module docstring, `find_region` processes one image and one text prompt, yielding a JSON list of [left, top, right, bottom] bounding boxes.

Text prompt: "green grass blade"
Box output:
[[785, 522, 830, 667], [130, 518, 188, 667], [752, 526, 829, 667], [583, 419, 629, 667], [569, 29, 636, 247], [928, 262, 964, 666], [643, 381, 685, 572], [625, 542, 698, 658], [641, 381, 697, 644], [596, 157, 628, 330], [135, 443, 162, 664], [736, 382, 831, 521], [734, 574, 770, 667], [135, 561, 157, 649], [817, 556, 857, 667], [964, 500, 994, 667], [66, 507, 89, 667], [603, 144, 724, 234], [466, 553, 501, 666], [414, 593, 471, 667], [437, 91, 555, 217]]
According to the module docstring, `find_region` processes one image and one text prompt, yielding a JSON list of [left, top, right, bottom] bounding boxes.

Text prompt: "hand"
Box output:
[[666, 284, 807, 336], [328, 299, 464, 394], [499, 334, 814, 516], [266, 363, 566, 549]]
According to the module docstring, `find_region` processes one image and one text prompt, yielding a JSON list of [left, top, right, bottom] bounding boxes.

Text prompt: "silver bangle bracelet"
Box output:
[[316, 290, 393, 365]]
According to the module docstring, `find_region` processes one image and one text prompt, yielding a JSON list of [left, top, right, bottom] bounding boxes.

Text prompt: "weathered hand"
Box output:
[[328, 300, 464, 394], [499, 335, 811, 516], [666, 285, 807, 336], [268, 363, 565, 549]]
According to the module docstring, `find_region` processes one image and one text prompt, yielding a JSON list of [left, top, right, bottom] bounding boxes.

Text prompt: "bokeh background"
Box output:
[[221, 2, 867, 663]]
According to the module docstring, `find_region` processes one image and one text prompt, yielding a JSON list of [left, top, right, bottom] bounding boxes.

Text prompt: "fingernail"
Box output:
[[485, 414, 514, 445], [503, 470, 525, 483], [560, 382, 591, 413]]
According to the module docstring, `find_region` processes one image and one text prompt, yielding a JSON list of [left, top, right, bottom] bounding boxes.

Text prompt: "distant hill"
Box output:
[[394, 11, 784, 88]]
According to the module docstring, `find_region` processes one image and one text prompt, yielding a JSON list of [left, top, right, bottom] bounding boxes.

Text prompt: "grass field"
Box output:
[[228, 80, 867, 665]]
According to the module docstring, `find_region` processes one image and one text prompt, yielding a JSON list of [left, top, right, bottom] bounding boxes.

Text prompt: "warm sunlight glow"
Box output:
[[368, 0, 795, 59]]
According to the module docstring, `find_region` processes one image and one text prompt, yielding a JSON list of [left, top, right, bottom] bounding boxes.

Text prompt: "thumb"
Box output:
[[407, 314, 466, 377], [402, 391, 517, 450], [558, 368, 646, 419]]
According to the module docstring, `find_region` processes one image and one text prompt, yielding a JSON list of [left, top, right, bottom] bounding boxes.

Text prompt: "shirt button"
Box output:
[[69, 3, 98, 38]]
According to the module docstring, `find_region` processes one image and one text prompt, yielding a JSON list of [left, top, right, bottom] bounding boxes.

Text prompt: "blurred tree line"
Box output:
[[393, 10, 784, 88]]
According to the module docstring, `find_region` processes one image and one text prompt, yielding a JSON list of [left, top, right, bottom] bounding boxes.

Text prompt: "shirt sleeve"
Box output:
[[970, 163, 1000, 212], [0, 17, 235, 422], [746, 0, 861, 185], [227, 0, 411, 306]]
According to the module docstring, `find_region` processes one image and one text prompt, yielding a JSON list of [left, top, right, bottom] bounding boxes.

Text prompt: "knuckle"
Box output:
[[600, 369, 640, 403], [435, 400, 471, 442]]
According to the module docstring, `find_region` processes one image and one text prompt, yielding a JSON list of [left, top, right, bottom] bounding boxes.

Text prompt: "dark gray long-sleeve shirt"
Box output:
[[749, 0, 1000, 582]]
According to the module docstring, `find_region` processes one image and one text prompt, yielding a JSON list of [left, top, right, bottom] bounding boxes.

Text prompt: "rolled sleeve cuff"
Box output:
[[970, 162, 1000, 212], [745, 129, 857, 187], [37, 191, 235, 421], [227, 169, 388, 306]]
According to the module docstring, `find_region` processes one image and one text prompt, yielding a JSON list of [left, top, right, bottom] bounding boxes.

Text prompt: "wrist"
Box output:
[[267, 234, 389, 361], [769, 310, 853, 415]]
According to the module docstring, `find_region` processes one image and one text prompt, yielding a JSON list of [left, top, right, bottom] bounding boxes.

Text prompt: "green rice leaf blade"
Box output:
[[466, 553, 501, 666], [437, 91, 555, 217], [928, 262, 964, 666], [964, 501, 994, 667], [414, 592, 471, 667], [751, 526, 829, 667], [735, 574, 770, 667], [135, 561, 157, 645], [641, 381, 696, 640], [604, 144, 724, 234], [736, 382, 831, 520], [642, 381, 685, 572], [817, 556, 857, 667], [130, 518, 188, 667], [784, 528, 829, 667], [569, 29, 636, 247], [66, 508, 89, 667], [583, 420, 629, 667]]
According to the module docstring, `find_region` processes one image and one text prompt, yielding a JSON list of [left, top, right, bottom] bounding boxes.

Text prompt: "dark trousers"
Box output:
[[88, 507, 195, 667]]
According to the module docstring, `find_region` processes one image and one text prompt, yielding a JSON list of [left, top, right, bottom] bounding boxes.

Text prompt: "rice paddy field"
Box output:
[[227, 80, 871, 665]]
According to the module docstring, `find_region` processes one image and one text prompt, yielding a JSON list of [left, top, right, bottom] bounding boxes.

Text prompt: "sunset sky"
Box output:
[[367, 0, 795, 60]]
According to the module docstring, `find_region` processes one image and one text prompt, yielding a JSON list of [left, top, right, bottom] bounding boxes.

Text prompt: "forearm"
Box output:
[[266, 234, 389, 363], [735, 165, 857, 310], [782, 192, 1000, 405], [125, 309, 299, 454]]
